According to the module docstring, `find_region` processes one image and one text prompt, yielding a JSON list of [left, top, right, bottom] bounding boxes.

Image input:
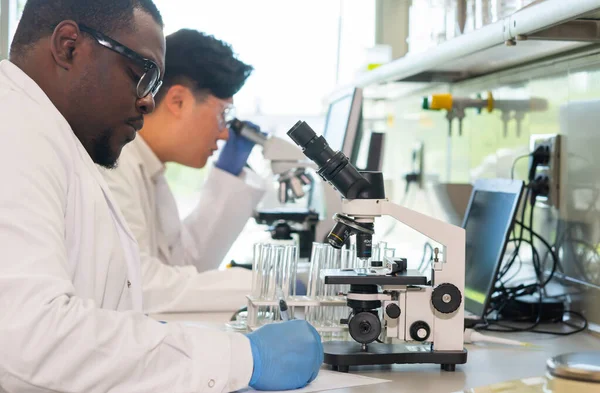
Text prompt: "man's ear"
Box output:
[[50, 21, 81, 70], [163, 85, 193, 117]]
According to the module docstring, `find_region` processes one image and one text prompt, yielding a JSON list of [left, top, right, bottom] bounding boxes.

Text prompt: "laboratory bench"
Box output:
[[151, 312, 600, 393]]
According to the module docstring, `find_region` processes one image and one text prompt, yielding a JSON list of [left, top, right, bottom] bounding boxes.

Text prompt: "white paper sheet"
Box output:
[[236, 370, 390, 393]]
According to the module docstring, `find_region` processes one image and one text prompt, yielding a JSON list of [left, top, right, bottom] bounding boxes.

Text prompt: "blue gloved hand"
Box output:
[[215, 121, 263, 176], [246, 320, 323, 391]]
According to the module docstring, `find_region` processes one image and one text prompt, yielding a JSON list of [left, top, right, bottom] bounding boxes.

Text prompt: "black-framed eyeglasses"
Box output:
[[78, 24, 163, 99]]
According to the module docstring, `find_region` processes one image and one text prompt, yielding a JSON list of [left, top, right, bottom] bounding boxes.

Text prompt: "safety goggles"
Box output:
[[220, 102, 236, 129], [78, 24, 163, 98]]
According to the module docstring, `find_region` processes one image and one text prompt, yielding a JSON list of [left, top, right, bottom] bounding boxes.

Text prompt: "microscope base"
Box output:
[[323, 341, 467, 373]]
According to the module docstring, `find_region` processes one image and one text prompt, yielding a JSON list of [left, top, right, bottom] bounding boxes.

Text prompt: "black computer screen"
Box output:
[[464, 190, 520, 317]]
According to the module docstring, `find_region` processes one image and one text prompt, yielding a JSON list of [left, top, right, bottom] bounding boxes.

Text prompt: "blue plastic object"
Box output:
[[246, 320, 323, 390], [215, 121, 262, 176]]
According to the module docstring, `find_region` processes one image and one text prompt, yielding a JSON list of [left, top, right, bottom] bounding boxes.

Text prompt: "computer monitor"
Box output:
[[307, 87, 363, 242], [322, 87, 363, 158], [354, 131, 386, 171], [462, 178, 524, 318]]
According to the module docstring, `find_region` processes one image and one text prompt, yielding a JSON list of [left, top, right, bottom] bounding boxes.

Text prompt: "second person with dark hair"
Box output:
[[0, 0, 323, 390], [101, 29, 267, 314]]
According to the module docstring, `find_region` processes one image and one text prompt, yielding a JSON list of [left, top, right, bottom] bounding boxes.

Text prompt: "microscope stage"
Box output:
[[255, 208, 319, 224], [322, 269, 428, 286]]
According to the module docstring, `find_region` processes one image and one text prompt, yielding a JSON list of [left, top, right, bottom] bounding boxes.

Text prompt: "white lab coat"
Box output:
[[101, 136, 265, 313], [0, 60, 252, 393]]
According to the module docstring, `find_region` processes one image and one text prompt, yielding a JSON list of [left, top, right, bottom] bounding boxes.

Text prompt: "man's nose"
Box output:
[[136, 94, 156, 115]]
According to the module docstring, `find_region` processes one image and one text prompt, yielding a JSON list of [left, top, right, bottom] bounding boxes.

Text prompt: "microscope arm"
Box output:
[[381, 200, 465, 288], [263, 135, 317, 174], [341, 199, 465, 269]]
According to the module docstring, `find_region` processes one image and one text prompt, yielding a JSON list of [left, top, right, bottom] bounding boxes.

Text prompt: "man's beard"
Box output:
[[93, 128, 119, 169]]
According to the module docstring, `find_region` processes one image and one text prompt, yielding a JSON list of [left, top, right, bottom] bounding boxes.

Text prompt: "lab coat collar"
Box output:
[[0, 60, 138, 245], [132, 134, 166, 181], [0, 60, 62, 113]]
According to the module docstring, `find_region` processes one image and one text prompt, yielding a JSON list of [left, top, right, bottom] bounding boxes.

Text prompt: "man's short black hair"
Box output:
[[10, 0, 163, 59], [155, 29, 253, 105]]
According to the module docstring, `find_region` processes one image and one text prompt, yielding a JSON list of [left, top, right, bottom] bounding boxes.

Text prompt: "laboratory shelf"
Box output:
[[330, 0, 600, 99]]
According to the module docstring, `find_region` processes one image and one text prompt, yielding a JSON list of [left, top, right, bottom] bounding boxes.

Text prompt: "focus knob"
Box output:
[[431, 283, 462, 314], [385, 303, 401, 319], [410, 321, 431, 342]]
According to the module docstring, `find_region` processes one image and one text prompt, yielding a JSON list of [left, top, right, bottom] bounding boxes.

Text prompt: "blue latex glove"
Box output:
[[246, 320, 324, 391], [215, 121, 263, 176]]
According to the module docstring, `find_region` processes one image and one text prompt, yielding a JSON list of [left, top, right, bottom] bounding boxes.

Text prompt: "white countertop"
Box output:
[[150, 312, 600, 393]]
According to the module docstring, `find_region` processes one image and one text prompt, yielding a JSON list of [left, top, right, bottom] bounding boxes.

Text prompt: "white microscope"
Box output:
[[287, 121, 468, 372], [229, 118, 342, 259]]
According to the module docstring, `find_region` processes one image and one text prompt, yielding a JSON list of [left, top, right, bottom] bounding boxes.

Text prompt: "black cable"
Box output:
[[480, 194, 588, 336], [529, 206, 541, 283], [497, 239, 540, 285], [497, 239, 541, 289], [501, 206, 541, 286], [478, 155, 590, 336], [501, 253, 524, 284], [527, 146, 551, 182], [504, 185, 560, 288], [515, 219, 559, 287], [485, 187, 555, 330], [488, 252, 543, 326], [500, 245, 544, 312], [482, 291, 544, 333], [529, 311, 589, 335], [479, 311, 588, 336], [418, 242, 434, 272], [497, 187, 531, 283]]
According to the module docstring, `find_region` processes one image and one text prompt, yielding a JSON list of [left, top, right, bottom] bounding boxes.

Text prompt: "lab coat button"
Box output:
[[208, 379, 215, 388], [127, 280, 131, 288]]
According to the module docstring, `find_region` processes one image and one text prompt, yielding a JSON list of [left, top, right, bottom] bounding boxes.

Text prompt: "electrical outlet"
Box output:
[[529, 134, 562, 209]]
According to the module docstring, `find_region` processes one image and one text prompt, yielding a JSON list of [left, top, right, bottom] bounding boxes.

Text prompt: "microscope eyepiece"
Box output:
[[287, 120, 385, 258], [287, 121, 317, 148], [229, 118, 268, 146], [286, 121, 371, 199]]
